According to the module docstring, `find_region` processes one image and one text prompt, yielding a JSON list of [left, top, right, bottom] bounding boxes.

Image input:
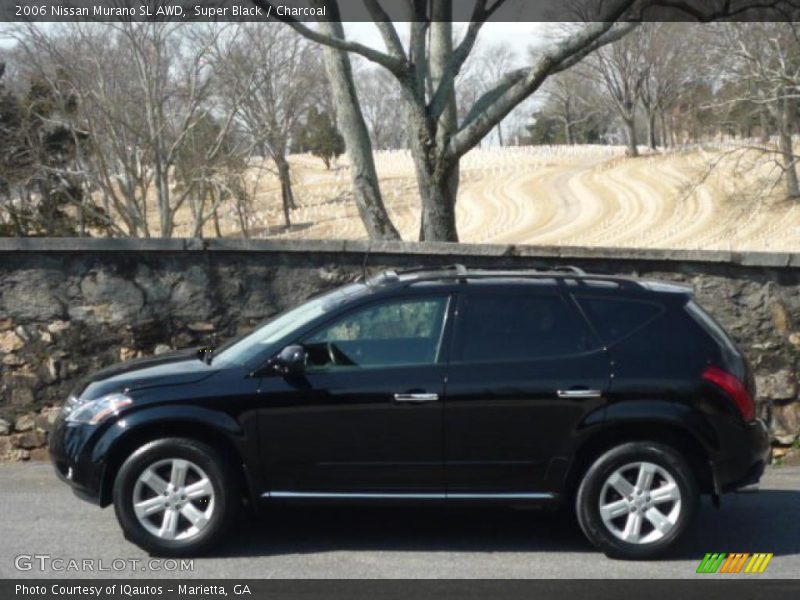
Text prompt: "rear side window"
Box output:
[[576, 296, 663, 344], [456, 293, 592, 362]]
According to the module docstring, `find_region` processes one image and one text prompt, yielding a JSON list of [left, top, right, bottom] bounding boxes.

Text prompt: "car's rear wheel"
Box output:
[[575, 441, 698, 559], [112, 438, 237, 556]]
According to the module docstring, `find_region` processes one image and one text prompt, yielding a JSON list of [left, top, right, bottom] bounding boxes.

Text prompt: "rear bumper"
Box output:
[[711, 418, 770, 494]]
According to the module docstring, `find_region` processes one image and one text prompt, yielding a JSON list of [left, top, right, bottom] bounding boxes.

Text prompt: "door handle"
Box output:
[[394, 393, 440, 403], [557, 389, 603, 399]]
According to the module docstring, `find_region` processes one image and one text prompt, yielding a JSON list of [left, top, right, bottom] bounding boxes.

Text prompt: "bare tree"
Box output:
[[210, 24, 324, 230], [254, 0, 797, 240], [589, 28, 648, 156], [113, 21, 220, 237], [540, 68, 603, 145], [0, 59, 112, 237], [718, 22, 800, 198], [9, 23, 254, 237], [457, 41, 517, 146], [255, 0, 640, 241], [9, 24, 153, 236], [316, 14, 402, 240], [354, 63, 408, 150], [638, 23, 705, 150]]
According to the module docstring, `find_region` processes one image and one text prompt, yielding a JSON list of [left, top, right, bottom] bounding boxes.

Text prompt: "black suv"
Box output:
[[50, 266, 769, 559]]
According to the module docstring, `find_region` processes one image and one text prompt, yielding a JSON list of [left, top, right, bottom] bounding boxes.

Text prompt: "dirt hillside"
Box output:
[[171, 145, 800, 251]]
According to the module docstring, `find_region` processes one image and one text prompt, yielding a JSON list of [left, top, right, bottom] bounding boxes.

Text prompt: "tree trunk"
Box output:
[[154, 148, 172, 237], [316, 17, 401, 241], [190, 192, 203, 238], [404, 105, 452, 241], [659, 110, 669, 149], [779, 95, 800, 199], [564, 101, 575, 145], [413, 8, 460, 243], [275, 152, 296, 229], [623, 115, 639, 157], [759, 108, 770, 144], [235, 200, 250, 238], [670, 115, 678, 147], [424, 177, 459, 241], [412, 148, 459, 242], [564, 121, 574, 145], [647, 110, 657, 151], [281, 192, 292, 230], [212, 203, 223, 238]]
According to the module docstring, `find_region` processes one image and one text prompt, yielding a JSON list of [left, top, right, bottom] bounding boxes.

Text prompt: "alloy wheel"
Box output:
[[597, 461, 682, 545], [132, 458, 215, 541]]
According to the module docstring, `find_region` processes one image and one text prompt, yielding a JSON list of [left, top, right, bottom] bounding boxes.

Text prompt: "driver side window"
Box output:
[[302, 296, 449, 371]]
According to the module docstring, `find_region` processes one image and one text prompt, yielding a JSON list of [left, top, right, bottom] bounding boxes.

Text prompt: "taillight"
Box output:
[[702, 366, 755, 422]]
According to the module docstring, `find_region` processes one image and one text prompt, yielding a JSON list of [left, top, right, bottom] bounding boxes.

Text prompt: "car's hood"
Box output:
[[74, 349, 220, 401]]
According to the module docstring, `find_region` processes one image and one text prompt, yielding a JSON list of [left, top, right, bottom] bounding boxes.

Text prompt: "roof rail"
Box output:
[[551, 265, 586, 275], [404, 270, 642, 290], [364, 264, 643, 291], [365, 270, 400, 287], [396, 264, 468, 276], [396, 264, 583, 276]]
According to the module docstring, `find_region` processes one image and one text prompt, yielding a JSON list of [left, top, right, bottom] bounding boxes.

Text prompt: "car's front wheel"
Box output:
[[575, 441, 698, 559], [112, 438, 237, 556]]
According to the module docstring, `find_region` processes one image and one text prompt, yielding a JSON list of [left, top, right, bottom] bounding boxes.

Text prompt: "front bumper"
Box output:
[[711, 418, 770, 494], [49, 414, 106, 506]]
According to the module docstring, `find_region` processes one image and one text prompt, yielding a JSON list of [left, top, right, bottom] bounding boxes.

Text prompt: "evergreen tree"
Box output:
[[296, 107, 345, 170], [525, 114, 564, 145], [0, 64, 109, 236]]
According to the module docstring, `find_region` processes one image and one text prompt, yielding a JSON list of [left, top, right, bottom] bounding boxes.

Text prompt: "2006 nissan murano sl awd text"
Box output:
[[50, 265, 770, 559]]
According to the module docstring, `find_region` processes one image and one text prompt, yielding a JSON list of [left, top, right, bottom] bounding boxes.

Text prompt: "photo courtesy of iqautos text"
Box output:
[[0, 1, 799, 598]]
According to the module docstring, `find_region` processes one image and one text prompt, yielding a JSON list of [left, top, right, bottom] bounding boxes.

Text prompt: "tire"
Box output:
[[575, 441, 698, 559], [112, 437, 238, 556]]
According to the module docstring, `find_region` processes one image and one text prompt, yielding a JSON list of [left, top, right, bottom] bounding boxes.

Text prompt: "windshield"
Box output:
[[212, 284, 364, 366]]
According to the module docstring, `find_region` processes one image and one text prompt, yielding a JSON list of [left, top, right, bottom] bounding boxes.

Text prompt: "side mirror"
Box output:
[[274, 345, 307, 378]]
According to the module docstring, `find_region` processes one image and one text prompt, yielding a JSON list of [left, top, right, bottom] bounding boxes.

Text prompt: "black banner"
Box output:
[[0, 578, 800, 600], [3, 579, 800, 600], [2, 0, 800, 23]]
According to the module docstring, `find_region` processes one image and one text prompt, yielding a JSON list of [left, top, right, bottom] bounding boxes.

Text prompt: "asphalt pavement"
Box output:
[[1, 463, 798, 579]]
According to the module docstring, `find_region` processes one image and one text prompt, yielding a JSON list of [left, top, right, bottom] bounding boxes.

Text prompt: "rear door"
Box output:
[[574, 293, 677, 404], [444, 285, 611, 493]]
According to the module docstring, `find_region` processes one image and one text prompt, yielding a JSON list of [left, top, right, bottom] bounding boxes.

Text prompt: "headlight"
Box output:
[[60, 394, 81, 418], [65, 393, 133, 425]]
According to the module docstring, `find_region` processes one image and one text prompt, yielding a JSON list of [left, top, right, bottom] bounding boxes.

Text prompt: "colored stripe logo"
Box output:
[[696, 553, 773, 574]]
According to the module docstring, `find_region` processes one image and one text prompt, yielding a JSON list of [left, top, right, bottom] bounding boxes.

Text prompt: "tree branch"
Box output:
[[429, 0, 507, 121], [362, 0, 407, 59], [648, 0, 800, 21], [407, 0, 430, 97], [457, 21, 636, 137], [450, 1, 638, 159], [250, 0, 408, 76]]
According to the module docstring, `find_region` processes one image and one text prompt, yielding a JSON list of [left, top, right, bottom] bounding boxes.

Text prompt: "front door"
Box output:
[[444, 289, 610, 493], [258, 294, 452, 494]]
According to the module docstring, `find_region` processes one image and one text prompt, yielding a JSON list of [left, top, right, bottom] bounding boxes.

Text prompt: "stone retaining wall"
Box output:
[[1, 239, 798, 463]]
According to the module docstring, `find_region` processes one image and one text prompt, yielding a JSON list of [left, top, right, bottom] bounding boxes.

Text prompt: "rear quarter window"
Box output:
[[685, 300, 740, 355], [575, 296, 664, 345]]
